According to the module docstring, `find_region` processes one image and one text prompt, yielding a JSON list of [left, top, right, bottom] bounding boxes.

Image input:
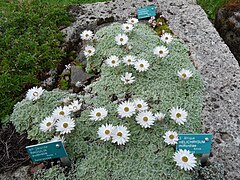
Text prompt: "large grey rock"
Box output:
[[163, 2, 240, 179], [63, 0, 240, 179], [70, 66, 93, 85]]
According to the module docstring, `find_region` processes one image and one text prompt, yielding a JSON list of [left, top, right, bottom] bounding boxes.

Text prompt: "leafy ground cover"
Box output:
[[0, 0, 106, 122], [0, 0, 106, 173], [197, 0, 240, 20], [198, 0, 227, 20]]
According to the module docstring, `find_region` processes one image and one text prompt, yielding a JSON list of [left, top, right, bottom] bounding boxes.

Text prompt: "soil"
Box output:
[[0, 123, 37, 174]]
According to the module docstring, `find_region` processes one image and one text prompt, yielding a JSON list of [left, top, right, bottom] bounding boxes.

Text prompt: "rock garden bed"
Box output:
[[1, 0, 240, 179]]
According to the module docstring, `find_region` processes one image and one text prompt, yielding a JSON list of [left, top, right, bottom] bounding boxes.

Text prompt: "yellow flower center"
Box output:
[[124, 107, 129, 112], [137, 104, 142, 108], [159, 50, 163, 54], [63, 122, 68, 128], [105, 130, 110, 135], [169, 134, 174, 139], [111, 60, 116, 64], [140, 64, 144, 68], [59, 111, 65, 116], [33, 92, 38, 96], [126, 26, 129, 29], [120, 38, 123, 41], [165, 37, 168, 40], [46, 122, 52, 127], [117, 132, 123, 137], [131, 20, 134, 23], [143, 116, 148, 122], [88, 50, 92, 53], [86, 34, 89, 37], [96, 112, 101, 117], [182, 73, 187, 78], [182, 156, 188, 162], [128, 59, 131, 62], [176, 113, 182, 118]]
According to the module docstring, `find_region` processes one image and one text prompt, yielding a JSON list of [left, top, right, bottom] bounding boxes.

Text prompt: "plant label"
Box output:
[[176, 134, 212, 154], [137, 6, 156, 19], [26, 141, 68, 162]]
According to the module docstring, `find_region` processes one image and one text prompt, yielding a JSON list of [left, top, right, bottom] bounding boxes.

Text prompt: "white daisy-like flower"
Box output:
[[153, 46, 169, 58], [115, 34, 128, 45], [160, 15, 166, 19], [177, 69, 193, 80], [122, 55, 136, 65], [68, 100, 82, 112], [39, 116, 55, 132], [170, 107, 188, 125], [127, 45, 133, 50], [155, 112, 165, 121], [127, 18, 139, 25], [148, 16, 155, 24], [26, 87, 44, 101], [136, 111, 155, 128], [117, 101, 135, 118], [89, 107, 108, 121], [50, 135, 65, 143], [65, 64, 71, 70], [150, 16, 155, 20], [122, 23, 134, 33], [160, 33, 173, 44], [84, 45, 95, 57], [111, 125, 130, 145], [98, 124, 115, 141], [105, 56, 121, 67], [134, 99, 148, 111], [173, 149, 197, 171], [80, 30, 93, 40], [55, 117, 75, 134], [52, 106, 70, 120], [152, 22, 157, 28], [134, 59, 150, 72], [121, 72, 135, 84], [163, 131, 178, 145], [75, 81, 84, 87], [62, 97, 71, 104]]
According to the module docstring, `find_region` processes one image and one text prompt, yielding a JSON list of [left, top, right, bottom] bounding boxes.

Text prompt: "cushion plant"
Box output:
[[10, 22, 203, 179]]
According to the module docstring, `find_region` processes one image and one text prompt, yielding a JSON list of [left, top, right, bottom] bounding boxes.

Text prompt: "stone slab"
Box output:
[[63, 0, 240, 179]]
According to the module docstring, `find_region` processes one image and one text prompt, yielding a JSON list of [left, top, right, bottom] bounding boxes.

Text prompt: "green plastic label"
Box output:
[[176, 134, 212, 154], [137, 6, 156, 19], [26, 141, 68, 162]]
